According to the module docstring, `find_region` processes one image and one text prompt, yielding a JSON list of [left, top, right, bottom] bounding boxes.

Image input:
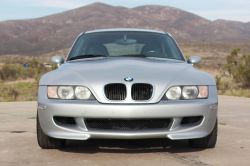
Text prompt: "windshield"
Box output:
[[67, 32, 185, 61]]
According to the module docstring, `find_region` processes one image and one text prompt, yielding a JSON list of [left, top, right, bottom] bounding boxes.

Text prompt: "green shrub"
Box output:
[[0, 82, 38, 102], [215, 75, 230, 93], [0, 65, 18, 80], [51, 64, 58, 70], [8, 88, 19, 101], [215, 75, 221, 88], [225, 48, 250, 88], [29, 60, 39, 68], [185, 55, 191, 60], [0, 60, 51, 83]]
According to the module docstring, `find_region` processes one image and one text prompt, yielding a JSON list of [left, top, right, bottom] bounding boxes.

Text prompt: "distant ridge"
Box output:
[[0, 2, 249, 56]]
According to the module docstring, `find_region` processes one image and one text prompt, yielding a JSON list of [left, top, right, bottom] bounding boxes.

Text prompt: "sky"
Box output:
[[0, 0, 249, 23]]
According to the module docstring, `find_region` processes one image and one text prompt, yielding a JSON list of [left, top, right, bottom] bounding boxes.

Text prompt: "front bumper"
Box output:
[[37, 86, 218, 140]]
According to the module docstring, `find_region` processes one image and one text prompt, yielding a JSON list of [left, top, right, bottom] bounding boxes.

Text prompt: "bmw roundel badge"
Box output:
[[124, 77, 133, 82]]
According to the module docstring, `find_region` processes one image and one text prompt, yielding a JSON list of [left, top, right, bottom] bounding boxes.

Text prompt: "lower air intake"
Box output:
[[181, 116, 203, 125], [85, 119, 171, 130]]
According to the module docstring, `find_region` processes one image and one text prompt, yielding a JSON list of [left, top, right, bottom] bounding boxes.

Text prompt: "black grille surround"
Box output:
[[132, 83, 153, 100], [85, 119, 171, 130], [104, 83, 126, 100]]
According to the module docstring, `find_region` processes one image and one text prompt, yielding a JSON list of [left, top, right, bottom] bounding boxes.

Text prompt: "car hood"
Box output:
[[40, 57, 215, 103]]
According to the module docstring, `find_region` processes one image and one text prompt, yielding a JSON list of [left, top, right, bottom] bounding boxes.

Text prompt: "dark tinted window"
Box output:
[[67, 32, 184, 61]]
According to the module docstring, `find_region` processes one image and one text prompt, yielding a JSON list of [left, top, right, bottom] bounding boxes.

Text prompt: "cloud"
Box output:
[[2, 0, 250, 22], [7, 0, 87, 9], [38, 1, 87, 9], [191, 9, 250, 22]]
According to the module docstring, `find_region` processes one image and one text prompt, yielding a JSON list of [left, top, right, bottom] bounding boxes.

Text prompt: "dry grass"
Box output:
[[195, 66, 250, 98], [0, 82, 38, 102], [192, 47, 250, 98], [0, 60, 52, 102], [0, 48, 70, 65], [1, 43, 250, 101]]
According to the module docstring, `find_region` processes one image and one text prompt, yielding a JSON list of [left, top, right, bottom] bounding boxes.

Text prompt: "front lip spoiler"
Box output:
[[41, 114, 213, 141], [46, 129, 209, 140]]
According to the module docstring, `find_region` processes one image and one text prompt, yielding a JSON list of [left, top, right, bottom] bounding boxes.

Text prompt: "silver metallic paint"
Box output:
[[51, 55, 64, 67], [38, 86, 218, 140], [40, 57, 215, 104], [84, 28, 167, 34], [38, 28, 218, 140], [188, 56, 202, 65]]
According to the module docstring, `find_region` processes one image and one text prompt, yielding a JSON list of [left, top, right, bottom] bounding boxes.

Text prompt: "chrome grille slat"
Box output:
[[104, 84, 126, 100], [132, 83, 153, 100]]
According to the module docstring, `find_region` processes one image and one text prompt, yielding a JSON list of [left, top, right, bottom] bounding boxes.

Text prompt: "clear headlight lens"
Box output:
[[166, 86, 181, 100], [75, 86, 91, 99], [182, 86, 199, 99], [197, 86, 208, 98], [58, 86, 74, 99], [47, 86, 59, 98], [165, 86, 208, 100], [47, 86, 94, 100]]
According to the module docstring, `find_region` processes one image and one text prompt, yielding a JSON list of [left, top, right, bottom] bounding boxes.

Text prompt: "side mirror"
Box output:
[[187, 56, 201, 65], [51, 55, 64, 67]]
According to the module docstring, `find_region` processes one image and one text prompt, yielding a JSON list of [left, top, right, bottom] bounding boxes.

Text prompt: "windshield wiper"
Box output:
[[69, 54, 107, 61], [118, 54, 149, 58]]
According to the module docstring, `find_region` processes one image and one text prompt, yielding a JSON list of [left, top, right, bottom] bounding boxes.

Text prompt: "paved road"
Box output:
[[0, 95, 249, 166]]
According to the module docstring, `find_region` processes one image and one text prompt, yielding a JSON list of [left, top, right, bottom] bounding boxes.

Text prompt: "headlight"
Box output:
[[182, 86, 199, 99], [58, 86, 74, 99], [165, 86, 208, 100], [47, 86, 94, 100], [166, 86, 181, 100], [75, 86, 91, 99]]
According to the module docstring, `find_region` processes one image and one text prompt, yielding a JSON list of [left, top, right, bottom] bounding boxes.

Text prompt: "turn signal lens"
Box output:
[[198, 86, 208, 98], [47, 86, 59, 98]]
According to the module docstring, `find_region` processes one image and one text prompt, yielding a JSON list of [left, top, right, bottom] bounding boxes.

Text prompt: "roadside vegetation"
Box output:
[[0, 47, 250, 102], [0, 82, 37, 102], [0, 60, 57, 102], [219, 122, 227, 125], [196, 48, 250, 98], [0, 60, 48, 83]]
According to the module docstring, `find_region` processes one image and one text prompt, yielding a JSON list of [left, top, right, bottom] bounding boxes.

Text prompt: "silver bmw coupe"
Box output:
[[37, 28, 218, 149]]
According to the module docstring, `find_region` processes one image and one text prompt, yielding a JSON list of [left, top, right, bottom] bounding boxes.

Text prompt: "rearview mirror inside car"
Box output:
[[115, 39, 137, 45]]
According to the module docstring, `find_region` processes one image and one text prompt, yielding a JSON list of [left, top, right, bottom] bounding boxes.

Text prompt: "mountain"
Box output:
[[0, 2, 249, 56]]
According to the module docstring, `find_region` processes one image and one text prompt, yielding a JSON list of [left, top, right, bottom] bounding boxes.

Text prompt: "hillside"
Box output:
[[0, 2, 249, 56]]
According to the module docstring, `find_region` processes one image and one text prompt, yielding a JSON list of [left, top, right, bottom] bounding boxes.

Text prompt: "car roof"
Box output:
[[84, 28, 167, 34]]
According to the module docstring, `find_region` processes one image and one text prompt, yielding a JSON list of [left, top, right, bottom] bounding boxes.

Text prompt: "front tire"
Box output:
[[37, 113, 66, 149], [189, 119, 218, 148]]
